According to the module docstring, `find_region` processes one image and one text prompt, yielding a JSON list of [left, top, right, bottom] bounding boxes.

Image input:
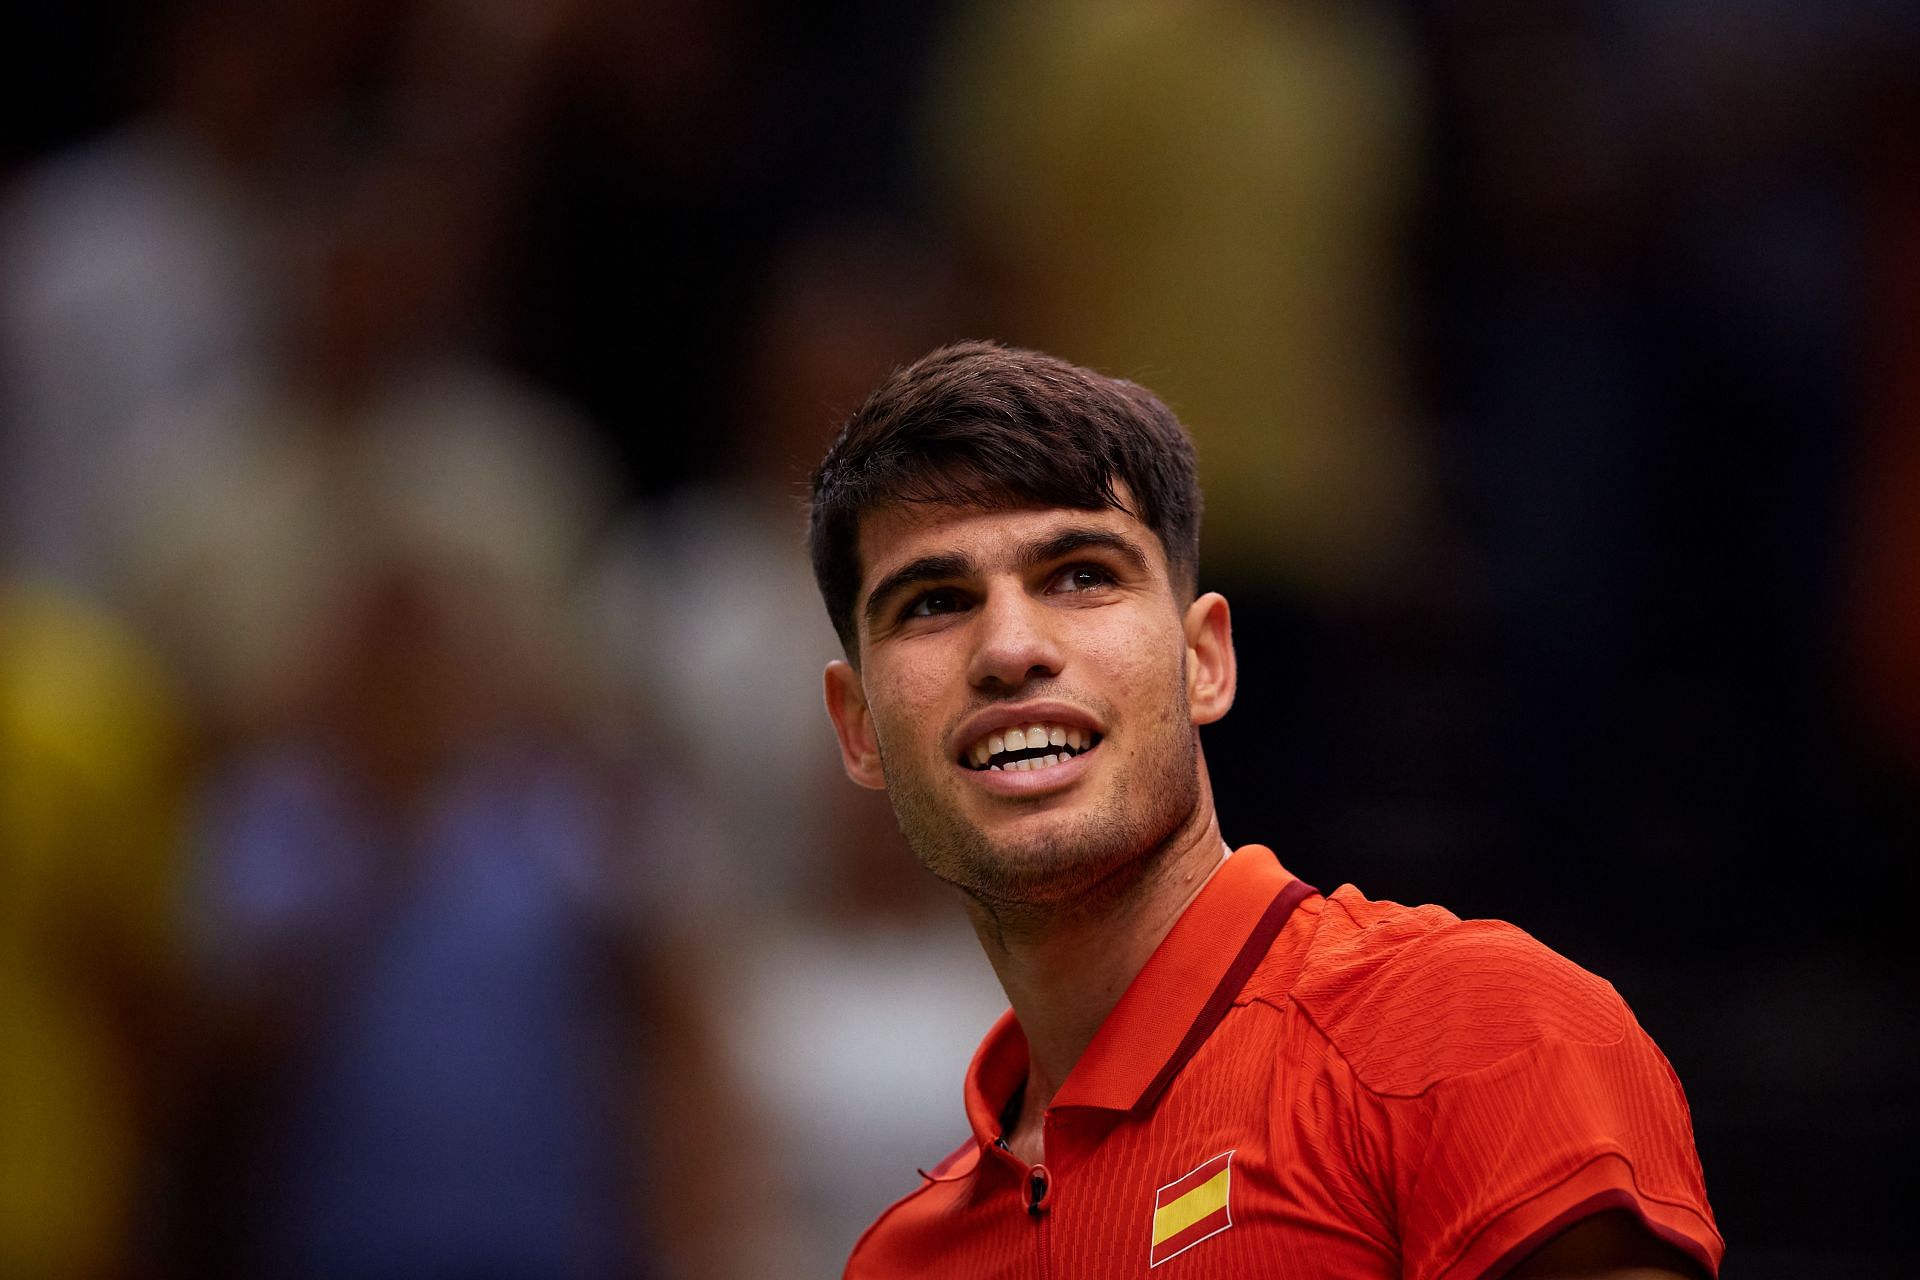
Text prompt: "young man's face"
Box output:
[[823, 493, 1235, 912]]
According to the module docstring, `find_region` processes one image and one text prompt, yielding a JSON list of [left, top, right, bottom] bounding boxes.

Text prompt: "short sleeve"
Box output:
[[1383, 1017, 1723, 1280]]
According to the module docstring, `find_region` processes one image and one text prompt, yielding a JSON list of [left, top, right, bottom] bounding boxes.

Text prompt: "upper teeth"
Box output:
[[966, 723, 1096, 771]]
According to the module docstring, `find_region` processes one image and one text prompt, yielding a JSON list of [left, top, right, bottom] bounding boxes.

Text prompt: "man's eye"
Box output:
[[904, 589, 966, 619], [1052, 565, 1114, 593]]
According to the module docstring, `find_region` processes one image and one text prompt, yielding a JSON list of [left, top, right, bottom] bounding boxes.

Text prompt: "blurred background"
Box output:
[[1, 0, 1914, 1275]]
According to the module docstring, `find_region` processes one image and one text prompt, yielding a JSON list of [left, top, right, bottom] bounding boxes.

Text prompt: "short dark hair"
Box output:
[[809, 341, 1203, 655]]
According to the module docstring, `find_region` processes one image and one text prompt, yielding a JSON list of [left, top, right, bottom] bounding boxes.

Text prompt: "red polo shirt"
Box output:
[[844, 846, 1722, 1279]]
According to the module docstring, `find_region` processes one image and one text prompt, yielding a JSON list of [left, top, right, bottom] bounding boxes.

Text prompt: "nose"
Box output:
[[966, 584, 1064, 690]]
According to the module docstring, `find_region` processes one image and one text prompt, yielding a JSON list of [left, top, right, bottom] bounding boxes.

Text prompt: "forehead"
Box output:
[[855, 498, 1164, 590]]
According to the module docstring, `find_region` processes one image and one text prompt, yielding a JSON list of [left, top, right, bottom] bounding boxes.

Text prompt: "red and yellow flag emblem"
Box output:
[[1149, 1150, 1235, 1267]]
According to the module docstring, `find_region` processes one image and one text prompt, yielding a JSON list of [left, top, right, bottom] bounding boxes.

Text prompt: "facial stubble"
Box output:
[[875, 684, 1203, 928]]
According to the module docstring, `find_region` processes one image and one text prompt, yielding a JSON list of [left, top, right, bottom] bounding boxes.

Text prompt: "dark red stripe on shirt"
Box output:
[[1135, 876, 1317, 1111]]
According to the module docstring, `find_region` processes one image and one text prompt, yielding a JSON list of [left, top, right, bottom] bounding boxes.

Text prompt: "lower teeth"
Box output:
[[986, 750, 1076, 772]]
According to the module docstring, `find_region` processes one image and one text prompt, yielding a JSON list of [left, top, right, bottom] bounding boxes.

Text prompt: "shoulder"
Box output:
[[1284, 885, 1629, 1098], [842, 1137, 981, 1278]]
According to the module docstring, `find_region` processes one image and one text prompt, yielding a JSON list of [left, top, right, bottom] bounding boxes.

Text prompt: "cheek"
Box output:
[[1089, 629, 1184, 712], [867, 660, 952, 757]]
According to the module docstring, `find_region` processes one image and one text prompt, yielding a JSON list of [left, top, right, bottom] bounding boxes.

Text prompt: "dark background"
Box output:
[[4, 1, 1915, 1275]]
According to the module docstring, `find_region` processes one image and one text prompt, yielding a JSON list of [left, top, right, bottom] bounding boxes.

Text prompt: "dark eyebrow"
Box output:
[[1017, 527, 1152, 575], [863, 551, 980, 629]]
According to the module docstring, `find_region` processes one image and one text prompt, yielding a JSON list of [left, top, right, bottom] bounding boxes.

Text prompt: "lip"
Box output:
[[951, 700, 1107, 765]]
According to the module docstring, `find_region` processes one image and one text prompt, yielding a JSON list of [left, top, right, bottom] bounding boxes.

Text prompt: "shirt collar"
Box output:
[[961, 844, 1311, 1147]]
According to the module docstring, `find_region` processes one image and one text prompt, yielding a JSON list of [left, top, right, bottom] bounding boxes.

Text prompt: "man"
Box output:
[[811, 342, 1721, 1278]]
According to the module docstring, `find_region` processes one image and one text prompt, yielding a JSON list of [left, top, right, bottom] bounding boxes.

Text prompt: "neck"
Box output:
[[966, 780, 1230, 1158]]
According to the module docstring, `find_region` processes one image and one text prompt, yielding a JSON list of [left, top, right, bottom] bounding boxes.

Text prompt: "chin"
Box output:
[[886, 731, 1202, 910], [914, 800, 1165, 909]]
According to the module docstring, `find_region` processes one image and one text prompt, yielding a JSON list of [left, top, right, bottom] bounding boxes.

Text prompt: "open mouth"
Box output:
[[960, 723, 1103, 773]]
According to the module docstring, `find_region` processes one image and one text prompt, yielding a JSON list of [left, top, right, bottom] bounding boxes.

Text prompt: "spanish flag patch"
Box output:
[[1149, 1149, 1234, 1267]]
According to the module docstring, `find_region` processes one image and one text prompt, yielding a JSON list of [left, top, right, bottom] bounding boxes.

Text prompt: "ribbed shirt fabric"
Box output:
[[845, 846, 1721, 1279]]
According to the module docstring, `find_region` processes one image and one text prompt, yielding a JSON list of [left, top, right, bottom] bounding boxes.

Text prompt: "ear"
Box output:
[[1182, 592, 1236, 726], [824, 659, 887, 790]]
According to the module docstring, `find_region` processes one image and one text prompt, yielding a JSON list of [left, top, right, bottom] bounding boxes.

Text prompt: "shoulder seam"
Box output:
[[1239, 995, 1402, 1233], [1285, 920, 1631, 1100], [1247, 989, 1380, 1097], [1255, 984, 1628, 1104]]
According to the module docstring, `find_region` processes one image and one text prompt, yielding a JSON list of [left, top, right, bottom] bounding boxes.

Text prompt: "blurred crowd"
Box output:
[[1, 1, 1915, 1276]]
